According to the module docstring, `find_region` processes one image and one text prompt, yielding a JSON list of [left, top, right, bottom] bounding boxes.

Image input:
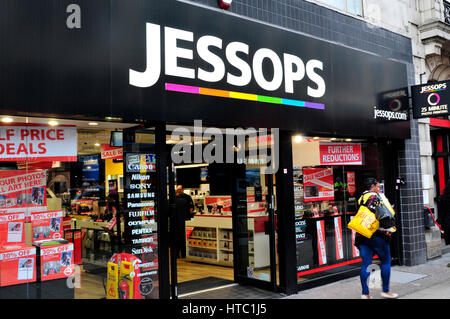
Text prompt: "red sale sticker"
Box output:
[[100, 144, 123, 160]]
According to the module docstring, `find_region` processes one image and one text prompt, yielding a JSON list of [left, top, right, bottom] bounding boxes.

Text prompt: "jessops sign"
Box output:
[[412, 80, 450, 118], [0, 0, 410, 138]]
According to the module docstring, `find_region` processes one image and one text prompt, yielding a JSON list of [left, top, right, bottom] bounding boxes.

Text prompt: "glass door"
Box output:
[[232, 131, 278, 291]]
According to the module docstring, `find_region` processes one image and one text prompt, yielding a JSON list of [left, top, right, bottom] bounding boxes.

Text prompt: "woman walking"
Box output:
[[355, 177, 398, 299]]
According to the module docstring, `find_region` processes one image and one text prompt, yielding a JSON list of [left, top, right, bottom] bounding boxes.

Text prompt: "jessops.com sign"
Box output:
[[412, 80, 450, 118]]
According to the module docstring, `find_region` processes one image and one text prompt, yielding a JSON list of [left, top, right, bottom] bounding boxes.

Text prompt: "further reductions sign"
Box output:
[[412, 80, 450, 118], [123, 153, 159, 299], [0, 125, 77, 162], [303, 168, 334, 202], [319, 143, 362, 166]]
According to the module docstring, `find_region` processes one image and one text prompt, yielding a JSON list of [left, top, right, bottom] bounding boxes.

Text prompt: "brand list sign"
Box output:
[[412, 80, 450, 118], [123, 153, 159, 299]]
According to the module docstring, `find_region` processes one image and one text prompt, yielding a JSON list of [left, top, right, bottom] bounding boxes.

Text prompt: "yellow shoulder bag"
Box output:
[[347, 192, 379, 238]]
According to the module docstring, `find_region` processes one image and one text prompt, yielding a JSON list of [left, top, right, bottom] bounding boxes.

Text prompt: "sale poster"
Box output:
[[346, 171, 356, 196], [0, 245, 36, 287], [37, 242, 74, 281], [319, 143, 362, 166], [0, 170, 48, 221], [0, 212, 26, 245], [31, 210, 64, 243], [101, 144, 123, 160], [303, 168, 334, 202], [0, 124, 77, 162]]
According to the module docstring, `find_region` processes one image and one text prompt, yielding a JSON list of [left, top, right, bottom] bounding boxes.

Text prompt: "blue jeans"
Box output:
[[359, 235, 391, 295]]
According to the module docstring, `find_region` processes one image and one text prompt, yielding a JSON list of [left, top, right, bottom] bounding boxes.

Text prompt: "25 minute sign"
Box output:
[[412, 80, 450, 119]]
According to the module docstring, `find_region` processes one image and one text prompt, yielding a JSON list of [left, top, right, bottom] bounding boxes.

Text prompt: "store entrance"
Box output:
[[166, 126, 278, 298]]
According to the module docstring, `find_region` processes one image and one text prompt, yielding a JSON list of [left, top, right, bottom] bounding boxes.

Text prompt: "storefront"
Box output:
[[0, 0, 411, 299]]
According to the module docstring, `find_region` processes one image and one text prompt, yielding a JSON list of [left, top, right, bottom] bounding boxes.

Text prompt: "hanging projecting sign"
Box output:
[[100, 144, 123, 160], [0, 125, 77, 162], [412, 80, 450, 119], [319, 143, 362, 165]]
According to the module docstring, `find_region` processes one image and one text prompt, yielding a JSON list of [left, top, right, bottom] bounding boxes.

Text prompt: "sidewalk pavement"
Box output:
[[284, 248, 450, 299]]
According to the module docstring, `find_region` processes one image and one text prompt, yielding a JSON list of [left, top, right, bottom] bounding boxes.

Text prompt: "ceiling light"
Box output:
[[294, 135, 303, 143], [88, 122, 99, 126], [95, 143, 100, 147], [345, 138, 352, 142], [330, 138, 337, 141], [313, 137, 319, 140], [1, 117, 13, 123], [48, 120, 59, 126]]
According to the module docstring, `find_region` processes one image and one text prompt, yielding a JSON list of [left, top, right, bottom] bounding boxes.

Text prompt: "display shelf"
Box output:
[[185, 215, 269, 268]]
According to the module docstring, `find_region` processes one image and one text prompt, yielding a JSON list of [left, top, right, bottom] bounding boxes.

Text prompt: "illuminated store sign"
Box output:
[[412, 80, 450, 118]]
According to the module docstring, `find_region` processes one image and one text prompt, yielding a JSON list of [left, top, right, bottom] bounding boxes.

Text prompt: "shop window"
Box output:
[[0, 117, 149, 299], [292, 136, 383, 283]]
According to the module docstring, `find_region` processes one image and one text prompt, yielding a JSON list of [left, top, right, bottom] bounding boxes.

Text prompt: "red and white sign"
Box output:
[[31, 210, 63, 243], [205, 196, 232, 213], [303, 168, 334, 202], [350, 216, 360, 258], [347, 171, 356, 196], [0, 245, 36, 287], [38, 243, 74, 281], [0, 212, 26, 245], [334, 217, 344, 260], [316, 220, 327, 265], [0, 124, 77, 162], [319, 143, 362, 165], [186, 226, 194, 239], [0, 170, 49, 222], [101, 144, 123, 160]]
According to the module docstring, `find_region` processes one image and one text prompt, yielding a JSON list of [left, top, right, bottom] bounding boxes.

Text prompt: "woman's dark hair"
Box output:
[[363, 177, 378, 191]]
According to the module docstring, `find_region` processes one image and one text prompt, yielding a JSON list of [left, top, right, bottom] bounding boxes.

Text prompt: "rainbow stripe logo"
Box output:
[[165, 83, 325, 110]]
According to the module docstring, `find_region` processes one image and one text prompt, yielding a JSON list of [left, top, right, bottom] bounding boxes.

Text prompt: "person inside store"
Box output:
[[74, 189, 83, 200], [355, 177, 398, 299], [438, 180, 450, 245], [102, 193, 120, 222], [174, 184, 194, 258]]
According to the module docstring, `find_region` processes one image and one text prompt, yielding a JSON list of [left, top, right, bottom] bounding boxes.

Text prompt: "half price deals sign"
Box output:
[[0, 125, 77, 162], [319, 143, 362, 165]]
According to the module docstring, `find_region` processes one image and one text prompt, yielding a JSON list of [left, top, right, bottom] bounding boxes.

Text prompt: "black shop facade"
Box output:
[[0, 0, 410, 299]]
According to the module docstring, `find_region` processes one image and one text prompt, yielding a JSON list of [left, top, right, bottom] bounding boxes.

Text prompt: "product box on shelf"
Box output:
[[34, 239, 74, 282], [31, 210, 64, 243], [0, 244, 36, 287]]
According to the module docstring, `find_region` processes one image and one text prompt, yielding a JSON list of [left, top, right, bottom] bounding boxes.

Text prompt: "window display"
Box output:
[[0, 117, 138, 299], [292, 136, 382, 282]]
